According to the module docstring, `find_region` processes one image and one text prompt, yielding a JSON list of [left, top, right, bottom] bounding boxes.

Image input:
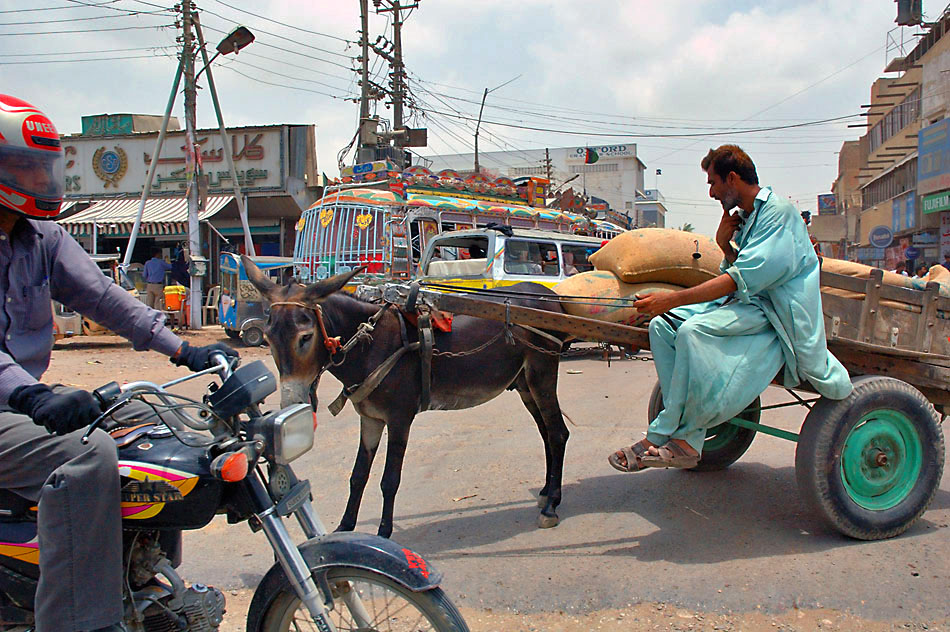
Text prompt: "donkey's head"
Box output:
[[242, 255, 363, 408]]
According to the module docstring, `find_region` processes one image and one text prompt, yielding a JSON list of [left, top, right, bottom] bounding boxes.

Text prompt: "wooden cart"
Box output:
[[371, 267, 950, 541]]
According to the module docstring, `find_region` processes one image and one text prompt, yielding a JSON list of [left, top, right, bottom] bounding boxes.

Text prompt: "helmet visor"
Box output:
[[0, 144, 64, 203]]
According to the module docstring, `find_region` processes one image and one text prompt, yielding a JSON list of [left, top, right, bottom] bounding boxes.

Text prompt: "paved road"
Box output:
[[161, 348, 950, 622]]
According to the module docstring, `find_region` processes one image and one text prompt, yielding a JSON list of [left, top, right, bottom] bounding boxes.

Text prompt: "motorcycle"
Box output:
[[0, 354, 469, 632]]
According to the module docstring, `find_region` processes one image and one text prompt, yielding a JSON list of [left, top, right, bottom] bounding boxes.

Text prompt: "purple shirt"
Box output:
[[0, 219, 183, 405], [144, 257, 173, 283]]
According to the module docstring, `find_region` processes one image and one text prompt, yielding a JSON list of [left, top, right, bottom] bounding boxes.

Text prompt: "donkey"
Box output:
[[242, 255, 571, 538]]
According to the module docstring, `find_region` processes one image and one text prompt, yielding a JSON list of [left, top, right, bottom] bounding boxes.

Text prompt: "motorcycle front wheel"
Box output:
[[249, 566, 469, 632]]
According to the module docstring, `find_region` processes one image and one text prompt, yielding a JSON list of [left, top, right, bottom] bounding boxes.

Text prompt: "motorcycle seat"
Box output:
[[0, 489, 34, 524]]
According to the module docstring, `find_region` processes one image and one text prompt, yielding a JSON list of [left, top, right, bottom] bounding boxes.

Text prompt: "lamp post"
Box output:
[[124, 15, 255, 330]]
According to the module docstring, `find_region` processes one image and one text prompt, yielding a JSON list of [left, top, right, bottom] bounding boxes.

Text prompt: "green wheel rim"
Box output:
[[840, 410, 922, 511], [705, 421, 743, 452]]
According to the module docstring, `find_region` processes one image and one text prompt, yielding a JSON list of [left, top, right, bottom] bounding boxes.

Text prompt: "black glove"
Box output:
[[171, 341, 239, 373], [9, 384, 101, 436]]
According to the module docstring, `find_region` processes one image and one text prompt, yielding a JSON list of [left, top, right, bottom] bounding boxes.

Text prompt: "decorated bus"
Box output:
[[292, 162, 625, 282]]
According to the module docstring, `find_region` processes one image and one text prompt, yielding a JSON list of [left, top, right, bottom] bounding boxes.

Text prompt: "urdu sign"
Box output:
[[62, 125, 288, 199]]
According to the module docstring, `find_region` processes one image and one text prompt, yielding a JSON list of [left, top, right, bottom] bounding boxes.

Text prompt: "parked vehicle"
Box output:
[[292, 172, 623, 285], [417, 227, 605, 289], [218, 253, 294, 346], [0, 354, 469, 631]]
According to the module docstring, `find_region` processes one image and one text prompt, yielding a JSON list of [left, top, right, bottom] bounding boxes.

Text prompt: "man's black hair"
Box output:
[[701, 144, 759, 185]]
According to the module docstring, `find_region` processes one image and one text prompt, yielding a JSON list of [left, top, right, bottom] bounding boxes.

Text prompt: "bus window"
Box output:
[[504, 240, 557, 276]]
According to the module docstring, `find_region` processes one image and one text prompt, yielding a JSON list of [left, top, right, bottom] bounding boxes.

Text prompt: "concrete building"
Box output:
[[56, 115, 321, 285], [422, 145, 646, 223], [812, 140, 862, 258], [832, 12, 950, 270], [634, 189, 668, 228]]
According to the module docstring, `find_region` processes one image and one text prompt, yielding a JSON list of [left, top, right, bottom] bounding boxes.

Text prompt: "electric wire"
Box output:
[[0, 22, 174, 34], [214, 63, 357, 101], [0, 1, 122, 12], [208, 0, 355, 44], [0, 53, 172, 64], [198, 6, 355, 61], [200, 21, 356, 71], [0, 45, 171, 56], [0, 12, 167, 24]]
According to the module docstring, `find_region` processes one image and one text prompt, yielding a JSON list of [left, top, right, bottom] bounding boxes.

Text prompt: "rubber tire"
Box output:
[[795, 375, 944, 540], [248, 566, 470, 632], [647, 380, 759, 472], [241, 326, 264, 347], [225, 328, 241, 340]]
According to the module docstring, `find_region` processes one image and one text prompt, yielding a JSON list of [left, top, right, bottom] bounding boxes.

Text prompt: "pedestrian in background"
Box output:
[[943, 253, 950, 271], [913, 264, 929, 280], [143, 248, 172, 309], [893, 261, 909, 277]]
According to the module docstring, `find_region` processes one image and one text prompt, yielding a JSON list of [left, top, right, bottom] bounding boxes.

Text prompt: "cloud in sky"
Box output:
[[0, 0, 909, 235]]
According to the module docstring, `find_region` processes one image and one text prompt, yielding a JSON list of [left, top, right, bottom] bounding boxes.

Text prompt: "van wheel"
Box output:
[[241, 326, 264, 347]]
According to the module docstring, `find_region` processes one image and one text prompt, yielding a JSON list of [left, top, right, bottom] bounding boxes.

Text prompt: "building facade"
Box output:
[[833, 13, 950, 270], [422, 145, 646, 223], [57, 118, 321, 284], [634, 189, 668, 228]]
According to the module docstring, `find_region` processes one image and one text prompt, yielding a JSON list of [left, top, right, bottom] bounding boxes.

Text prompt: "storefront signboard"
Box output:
[[918, 118, 950, 195], [817, 193, 836, 215], [62, 125, 288, 199], [942, 211, 950, 259], [566, 144, 635, 162], [923, 191, 950, 214], [869, 225, 894, 248]]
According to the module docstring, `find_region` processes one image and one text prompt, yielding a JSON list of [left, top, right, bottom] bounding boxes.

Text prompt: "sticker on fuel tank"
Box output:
[[121, 480, 184, 503]]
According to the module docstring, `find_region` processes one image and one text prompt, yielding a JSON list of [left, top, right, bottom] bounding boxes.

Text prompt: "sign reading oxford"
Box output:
[[566, 144, 636, 162]]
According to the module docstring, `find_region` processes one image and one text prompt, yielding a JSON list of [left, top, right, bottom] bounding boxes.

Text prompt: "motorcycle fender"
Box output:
[[301, 531, 442, 591]]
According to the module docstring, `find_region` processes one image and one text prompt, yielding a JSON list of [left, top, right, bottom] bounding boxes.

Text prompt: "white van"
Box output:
[[418, 227, 607, 290]]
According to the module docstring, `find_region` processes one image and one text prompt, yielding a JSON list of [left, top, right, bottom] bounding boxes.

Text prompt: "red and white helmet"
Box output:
[[0, 95, 64, 219]]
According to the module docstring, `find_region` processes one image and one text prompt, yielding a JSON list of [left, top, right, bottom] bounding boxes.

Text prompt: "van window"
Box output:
[[422, 236, 490, 277], [561, 244, 598, 276], [504, 240, 558, 276]]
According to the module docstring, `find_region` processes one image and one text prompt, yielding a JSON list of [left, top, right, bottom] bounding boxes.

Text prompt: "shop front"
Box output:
[[57, 123, 321, 288]]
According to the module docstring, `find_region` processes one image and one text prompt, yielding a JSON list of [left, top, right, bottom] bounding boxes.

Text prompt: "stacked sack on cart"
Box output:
[[553, 227, 950, 325]]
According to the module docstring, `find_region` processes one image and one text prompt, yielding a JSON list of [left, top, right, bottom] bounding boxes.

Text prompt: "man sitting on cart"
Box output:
[[609, 145, 853, 472]]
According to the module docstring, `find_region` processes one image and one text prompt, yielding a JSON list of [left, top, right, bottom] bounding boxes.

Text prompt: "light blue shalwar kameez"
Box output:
[[646, 187, 853, 453]]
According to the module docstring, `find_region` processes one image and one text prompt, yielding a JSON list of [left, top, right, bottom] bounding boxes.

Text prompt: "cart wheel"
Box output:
[[647, 380, 759, 472], [795, 375, 944, 540], [241, 326, 265, 347], [225, 328, 241, 340]]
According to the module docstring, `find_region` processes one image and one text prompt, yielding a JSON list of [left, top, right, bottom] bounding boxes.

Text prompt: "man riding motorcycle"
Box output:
[[0, 94, 237, 632]]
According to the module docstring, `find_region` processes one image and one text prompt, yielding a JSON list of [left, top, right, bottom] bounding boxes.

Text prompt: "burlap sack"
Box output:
[[820, 257, 916, 290], [589, 228, 721, 286], [554, 270, 682, 326]]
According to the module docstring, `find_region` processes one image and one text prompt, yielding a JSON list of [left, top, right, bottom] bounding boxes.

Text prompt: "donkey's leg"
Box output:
[[377, 418, 413, 539], [523, 353, 569, 529], [337, 416, 385, 532], [512, 371, 553, 506]]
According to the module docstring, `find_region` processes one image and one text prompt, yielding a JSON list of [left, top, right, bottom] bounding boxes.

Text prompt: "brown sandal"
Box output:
[[639, 441, 700, 469], [608, 441, 651, 472]]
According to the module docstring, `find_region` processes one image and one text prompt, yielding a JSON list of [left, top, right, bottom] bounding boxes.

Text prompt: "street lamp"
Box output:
[[196, 25, 255, 80]]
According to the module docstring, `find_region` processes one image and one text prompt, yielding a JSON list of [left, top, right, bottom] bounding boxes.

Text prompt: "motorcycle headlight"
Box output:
[[256, 403, 314, 465]]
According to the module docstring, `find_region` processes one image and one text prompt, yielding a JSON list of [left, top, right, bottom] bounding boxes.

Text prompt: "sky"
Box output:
[[0, 0, 932, 236]]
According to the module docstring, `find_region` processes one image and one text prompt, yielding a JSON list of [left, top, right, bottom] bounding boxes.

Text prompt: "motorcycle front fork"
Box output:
[[247, 471, 374, 631]]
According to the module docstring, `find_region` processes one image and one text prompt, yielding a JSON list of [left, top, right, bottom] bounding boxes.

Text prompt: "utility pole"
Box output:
[[374, 1, 417, 169], [542, 148, 553, 181], [359, 0, 370, 124], [181, 0, 202, 329]]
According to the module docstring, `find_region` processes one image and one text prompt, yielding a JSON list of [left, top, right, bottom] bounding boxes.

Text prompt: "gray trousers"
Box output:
[[0, 385, 155, 631]]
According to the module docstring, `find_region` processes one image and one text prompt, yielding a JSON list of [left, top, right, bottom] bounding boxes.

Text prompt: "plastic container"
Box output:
[[163, 285, 186, 311]]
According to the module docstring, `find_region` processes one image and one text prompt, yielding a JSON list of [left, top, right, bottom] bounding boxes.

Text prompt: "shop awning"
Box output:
[[58, 195, 233, 236]]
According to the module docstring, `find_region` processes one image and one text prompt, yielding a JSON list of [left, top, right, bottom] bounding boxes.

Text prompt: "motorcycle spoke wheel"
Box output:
[[263, 568, 467, 632]]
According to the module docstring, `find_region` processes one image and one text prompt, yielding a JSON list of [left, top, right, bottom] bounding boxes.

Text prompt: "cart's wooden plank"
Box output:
[[856, 269, 884, 344], [820, 268, 950, 311], [827, 339, 950, 391], [428, 291, 651, 347], [827, 336, 950, 362]]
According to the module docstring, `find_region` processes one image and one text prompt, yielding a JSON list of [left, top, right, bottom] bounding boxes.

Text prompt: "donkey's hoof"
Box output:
[[537, 512, 559, 529], [537, 494, 547, 509]]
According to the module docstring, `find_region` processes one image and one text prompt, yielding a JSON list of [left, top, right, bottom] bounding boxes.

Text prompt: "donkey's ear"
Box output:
[[302, 266, 366, 302], [241, 255, 279, 299]]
